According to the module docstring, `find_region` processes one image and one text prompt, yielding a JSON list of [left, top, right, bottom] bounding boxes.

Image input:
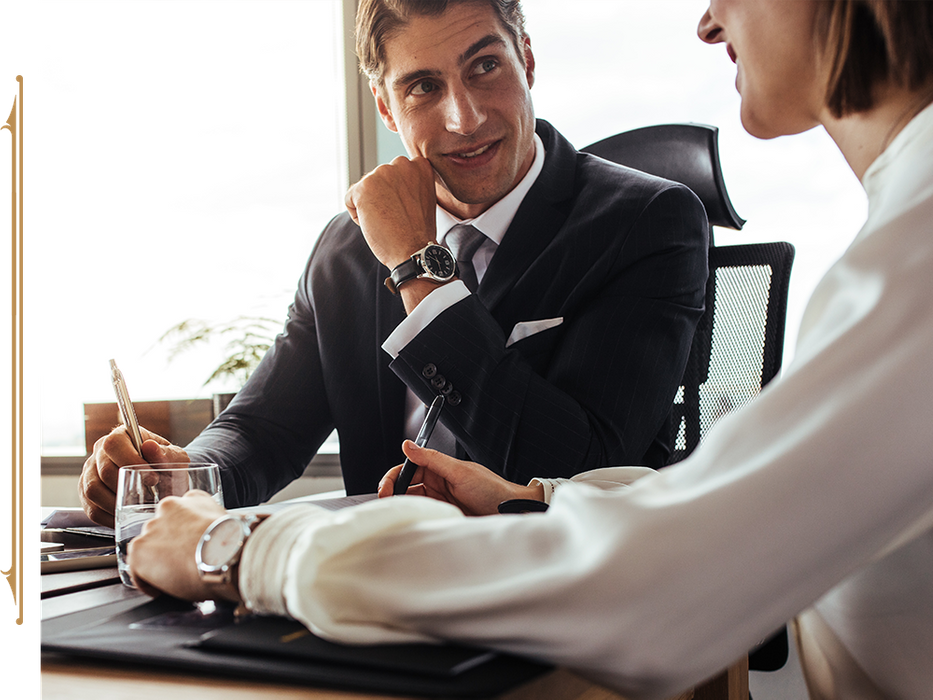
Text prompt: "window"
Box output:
[[21, 1, 347, 456]]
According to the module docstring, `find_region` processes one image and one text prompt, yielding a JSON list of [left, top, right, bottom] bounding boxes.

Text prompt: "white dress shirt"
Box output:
[[240, 105, 933, 700]]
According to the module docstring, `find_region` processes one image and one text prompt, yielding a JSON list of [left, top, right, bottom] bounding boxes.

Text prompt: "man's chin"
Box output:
[[436, 178, 514, 214]]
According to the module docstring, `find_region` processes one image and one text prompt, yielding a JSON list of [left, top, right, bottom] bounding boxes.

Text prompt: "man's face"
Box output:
[[374, 2, 537, 220]]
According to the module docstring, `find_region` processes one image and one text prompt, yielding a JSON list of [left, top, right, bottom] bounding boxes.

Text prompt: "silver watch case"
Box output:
[[195, 514, 257, 585]]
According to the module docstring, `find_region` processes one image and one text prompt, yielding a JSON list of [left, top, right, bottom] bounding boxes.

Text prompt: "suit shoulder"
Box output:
[[297, 211, 379, 298], [575, 151, 705, 217], [577, 151, 692, 195], [307, 211, 372, 264]]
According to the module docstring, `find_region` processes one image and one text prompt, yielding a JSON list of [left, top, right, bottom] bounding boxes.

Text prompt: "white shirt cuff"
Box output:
[[381, 281, 470, 359]]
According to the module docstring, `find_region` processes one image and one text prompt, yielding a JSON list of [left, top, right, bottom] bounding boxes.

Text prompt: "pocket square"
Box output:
[[506, 317, 563, 348]]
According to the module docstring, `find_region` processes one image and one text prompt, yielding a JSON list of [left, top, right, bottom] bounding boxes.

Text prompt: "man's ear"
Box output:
[[372, 82, 399, 133], [522, 36, 535, 89]]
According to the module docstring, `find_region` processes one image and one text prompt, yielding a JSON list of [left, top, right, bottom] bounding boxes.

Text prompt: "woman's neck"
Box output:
[[823, 81, 933, 181]]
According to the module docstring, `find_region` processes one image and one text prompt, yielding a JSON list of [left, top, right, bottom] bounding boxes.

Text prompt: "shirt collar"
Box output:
[[436, 133, 546, 247]]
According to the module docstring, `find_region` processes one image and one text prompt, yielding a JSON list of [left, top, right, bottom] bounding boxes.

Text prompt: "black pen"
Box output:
[[394, 394, 445, 495]]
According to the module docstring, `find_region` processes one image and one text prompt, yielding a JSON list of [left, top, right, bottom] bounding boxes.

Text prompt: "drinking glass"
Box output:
[[115, 462, 223, 587]]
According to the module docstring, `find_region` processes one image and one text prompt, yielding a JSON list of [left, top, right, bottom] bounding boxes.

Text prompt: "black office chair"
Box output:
[[583, 124, 795, 673], [583, 124, 794, 467]]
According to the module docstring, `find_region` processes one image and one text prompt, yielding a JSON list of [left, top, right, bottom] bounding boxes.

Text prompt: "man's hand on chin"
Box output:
[[345, 155, 438, 270], [128, 491, 239, 603]]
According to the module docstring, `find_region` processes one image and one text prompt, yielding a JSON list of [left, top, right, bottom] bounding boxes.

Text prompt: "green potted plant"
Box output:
[[158, 315, 282, 415]]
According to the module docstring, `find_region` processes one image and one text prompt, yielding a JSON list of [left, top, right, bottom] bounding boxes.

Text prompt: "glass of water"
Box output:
[[115, 462, 223, 587]]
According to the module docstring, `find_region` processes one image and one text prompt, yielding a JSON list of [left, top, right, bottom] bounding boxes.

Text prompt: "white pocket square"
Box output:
[[506, 317, 564, 348]]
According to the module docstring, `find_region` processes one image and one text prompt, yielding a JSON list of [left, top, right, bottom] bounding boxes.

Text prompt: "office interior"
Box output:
[[15, 1, 875, 697]]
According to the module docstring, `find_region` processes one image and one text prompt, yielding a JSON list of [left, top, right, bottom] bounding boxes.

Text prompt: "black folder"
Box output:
[[42, 589, 551, 697]]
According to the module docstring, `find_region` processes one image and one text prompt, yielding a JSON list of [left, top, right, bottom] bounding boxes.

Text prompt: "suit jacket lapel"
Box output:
[[479, 120, 578, 312]]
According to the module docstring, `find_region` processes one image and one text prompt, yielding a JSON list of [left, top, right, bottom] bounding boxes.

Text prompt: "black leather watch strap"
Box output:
[[384, 243, 457, 294], [385, 257, 422, 295]]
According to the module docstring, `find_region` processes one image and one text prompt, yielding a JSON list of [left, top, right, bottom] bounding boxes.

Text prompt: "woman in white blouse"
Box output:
[[130, 2, 933, 698]]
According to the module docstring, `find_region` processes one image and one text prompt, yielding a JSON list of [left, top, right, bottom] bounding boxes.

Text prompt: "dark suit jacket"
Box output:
[[187, 120, 708, 505]]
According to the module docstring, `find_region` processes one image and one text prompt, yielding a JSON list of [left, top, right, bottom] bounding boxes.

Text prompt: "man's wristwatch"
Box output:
[[195, 514, 264, 586], [385, 242, 457, 295]]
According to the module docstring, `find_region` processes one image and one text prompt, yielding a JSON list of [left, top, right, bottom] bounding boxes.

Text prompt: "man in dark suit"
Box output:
[[79, 0, 707, 522]]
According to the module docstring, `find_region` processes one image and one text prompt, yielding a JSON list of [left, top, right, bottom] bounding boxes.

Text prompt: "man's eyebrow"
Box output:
[[459, 34, 507, 64], [392, 68, 441, 92], [391, 35, 508, 91]]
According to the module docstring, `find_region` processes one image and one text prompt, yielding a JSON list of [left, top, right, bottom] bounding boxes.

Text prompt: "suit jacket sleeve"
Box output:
[[390, 133, 708, 484], [184, 224, 341, 507]]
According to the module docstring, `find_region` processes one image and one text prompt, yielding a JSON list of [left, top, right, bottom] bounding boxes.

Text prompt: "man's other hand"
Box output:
[[78, 426, 190, 528], [378, 440, 543, 516]]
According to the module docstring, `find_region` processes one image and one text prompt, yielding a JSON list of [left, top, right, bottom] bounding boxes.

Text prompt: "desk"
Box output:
[[42, 653, 746, 700], [41, 578, 746, 700], [40, 507, 747, 700]]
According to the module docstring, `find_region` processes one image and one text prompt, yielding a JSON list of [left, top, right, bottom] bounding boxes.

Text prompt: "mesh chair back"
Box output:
[[670, 242, 794, 464]]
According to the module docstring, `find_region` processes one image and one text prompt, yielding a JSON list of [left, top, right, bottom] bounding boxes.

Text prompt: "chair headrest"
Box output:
[[582, 123, 745, 232]]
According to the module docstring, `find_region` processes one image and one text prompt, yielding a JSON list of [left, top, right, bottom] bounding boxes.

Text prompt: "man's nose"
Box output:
[[444, 87, 485, 135]]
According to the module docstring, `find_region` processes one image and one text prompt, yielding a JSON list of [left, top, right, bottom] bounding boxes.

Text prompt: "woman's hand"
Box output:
[[128, 490, 238, 602], [378, 440, 544, 515]]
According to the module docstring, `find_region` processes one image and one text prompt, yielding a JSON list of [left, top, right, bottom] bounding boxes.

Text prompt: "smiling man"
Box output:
[[79, 0, 707, 522]]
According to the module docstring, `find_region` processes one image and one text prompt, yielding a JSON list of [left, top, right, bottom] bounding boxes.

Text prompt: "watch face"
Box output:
[[202, 517, 248, 568], [422, 245, 456, 280]]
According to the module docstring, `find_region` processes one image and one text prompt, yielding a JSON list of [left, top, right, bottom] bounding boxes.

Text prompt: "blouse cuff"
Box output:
[[530, 467, 657, 504], [528, 477, 571, 504], [239, 505, 330, 616]]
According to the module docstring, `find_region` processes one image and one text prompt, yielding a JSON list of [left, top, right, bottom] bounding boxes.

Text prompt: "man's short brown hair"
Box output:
[[818, 0, 933, 117], [355, 0, 527, 86]]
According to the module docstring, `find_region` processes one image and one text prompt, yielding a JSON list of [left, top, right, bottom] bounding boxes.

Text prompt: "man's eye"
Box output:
[[411, 81, 437, 96], [474, 58, 498, 76]]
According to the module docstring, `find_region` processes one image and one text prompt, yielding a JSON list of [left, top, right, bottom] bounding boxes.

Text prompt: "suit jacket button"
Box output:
[[431, 374, 447, 390], [447, 391, 462, 406], [422, 363, 437, 378], [440, 382, 454, 396]]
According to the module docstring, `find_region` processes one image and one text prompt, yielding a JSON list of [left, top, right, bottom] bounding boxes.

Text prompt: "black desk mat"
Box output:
[[42, 591, 551, 697]]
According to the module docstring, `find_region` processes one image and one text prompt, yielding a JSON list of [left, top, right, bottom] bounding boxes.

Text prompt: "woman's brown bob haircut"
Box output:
[[818, 0, 933, 117], [356, 0, 527, 86]]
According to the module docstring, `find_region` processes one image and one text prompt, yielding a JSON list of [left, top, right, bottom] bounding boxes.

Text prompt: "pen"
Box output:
[[109, 359, 144, 455], [394, 394, 445, 495]]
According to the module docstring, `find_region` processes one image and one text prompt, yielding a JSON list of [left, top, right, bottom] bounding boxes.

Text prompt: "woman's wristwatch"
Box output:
[[195, 514, 267, 586]]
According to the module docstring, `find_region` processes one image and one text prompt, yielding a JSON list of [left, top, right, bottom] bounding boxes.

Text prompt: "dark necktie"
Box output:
[[445, 224, 486, 293]]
